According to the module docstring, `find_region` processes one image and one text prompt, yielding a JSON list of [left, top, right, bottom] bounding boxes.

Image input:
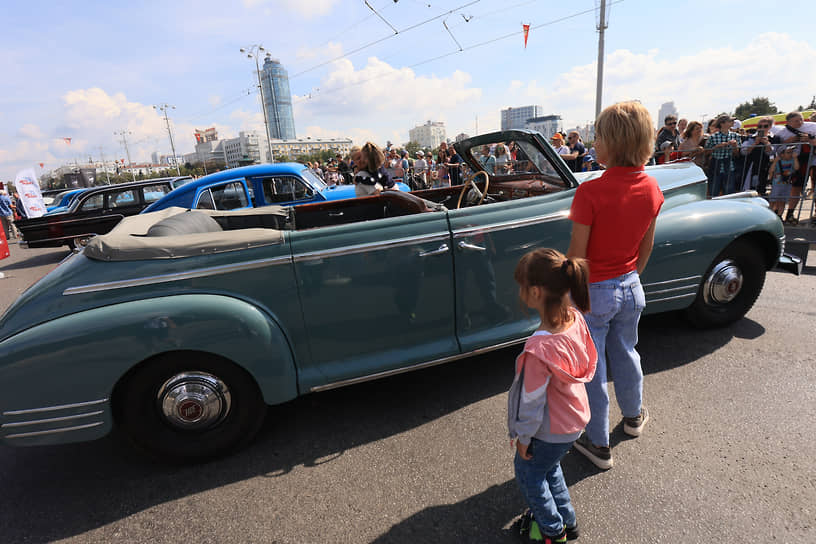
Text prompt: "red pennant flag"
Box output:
[[523, 24, 530, 48], [63, 137, 72, 145], [0, 227, 9, 262]]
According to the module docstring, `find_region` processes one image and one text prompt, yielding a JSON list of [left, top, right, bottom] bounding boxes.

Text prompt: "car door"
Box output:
[[254, 175, 317, 206], [195, 180, 251, 210], [289, 207, 456, 390], [447, 134, 577, 352]]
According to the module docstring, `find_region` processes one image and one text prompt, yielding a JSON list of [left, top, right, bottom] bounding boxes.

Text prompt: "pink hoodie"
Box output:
[[507, 308, 598, 445]]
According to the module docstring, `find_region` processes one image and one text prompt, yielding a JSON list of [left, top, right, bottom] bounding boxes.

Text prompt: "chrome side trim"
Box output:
[[645, 285, 699, 296], [292, 232, 450, 262], [452, 210, 569, 238], [647, 292, 697, 304], [310, 337, 527, 393], [63, 256, 292, 295], [1, 410, 103, 428], [642, 275, 702, 288], [4, 422, 104, 439], [3, 398, 108, 416]]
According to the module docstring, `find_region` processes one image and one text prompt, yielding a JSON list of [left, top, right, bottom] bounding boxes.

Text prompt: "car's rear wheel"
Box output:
[[115, 352, 266, 462], [685, 239, 766, 328], [67, 236, 92, 251]]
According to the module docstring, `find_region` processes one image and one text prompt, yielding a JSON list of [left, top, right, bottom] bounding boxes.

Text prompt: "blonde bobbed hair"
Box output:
[[595, 101, 655, 167]]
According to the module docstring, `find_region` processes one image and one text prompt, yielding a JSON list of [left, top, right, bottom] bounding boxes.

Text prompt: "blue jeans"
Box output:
[[709, 158, 735, 196], [584, 271, 646, 447], [514, 438, 576, 536]]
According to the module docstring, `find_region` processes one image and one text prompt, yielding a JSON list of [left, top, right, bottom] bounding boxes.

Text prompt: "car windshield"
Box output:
[[301, 168, 327, 192], [171, 177, 194, 189]]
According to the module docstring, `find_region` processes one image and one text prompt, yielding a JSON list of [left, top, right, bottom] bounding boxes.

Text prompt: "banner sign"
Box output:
[[14, 168, 46, 219], [0, 226, 9, 261]]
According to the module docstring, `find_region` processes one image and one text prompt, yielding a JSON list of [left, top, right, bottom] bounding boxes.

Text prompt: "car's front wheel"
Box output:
[[685, 239, 766, 328], [114, 352, 266, 461]]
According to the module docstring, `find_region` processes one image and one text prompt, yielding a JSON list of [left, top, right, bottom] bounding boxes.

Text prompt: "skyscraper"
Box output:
[[261, 57, 296, 140]]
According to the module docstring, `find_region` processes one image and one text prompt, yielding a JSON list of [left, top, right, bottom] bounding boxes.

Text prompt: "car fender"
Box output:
[[643, 198, 783, 313], [0, 294, 299, 428]]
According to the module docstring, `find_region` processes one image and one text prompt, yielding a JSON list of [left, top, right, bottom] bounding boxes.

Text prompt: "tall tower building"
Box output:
[[261, 57, 296, 140]]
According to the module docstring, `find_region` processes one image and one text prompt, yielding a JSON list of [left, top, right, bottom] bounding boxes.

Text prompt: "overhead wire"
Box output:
[[289, 0, 481, 79], [293, 0, 624, 103]]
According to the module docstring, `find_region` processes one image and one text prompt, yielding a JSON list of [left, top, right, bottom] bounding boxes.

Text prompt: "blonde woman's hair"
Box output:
[[595, 101, 655, 167]]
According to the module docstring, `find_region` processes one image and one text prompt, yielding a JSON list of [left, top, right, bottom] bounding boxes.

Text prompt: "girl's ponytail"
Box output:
[[563, 256, 591, 313]]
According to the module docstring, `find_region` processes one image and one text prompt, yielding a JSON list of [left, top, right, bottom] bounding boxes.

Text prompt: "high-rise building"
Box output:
[[409, 121, 446, 149], [657, 101, 678, 128], [501, 105, 543, 131], [525, 115, 563, 139], [261, 57, 296, 140]]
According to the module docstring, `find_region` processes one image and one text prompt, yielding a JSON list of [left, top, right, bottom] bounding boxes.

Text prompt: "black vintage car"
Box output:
[[16, 177, 191, 249]]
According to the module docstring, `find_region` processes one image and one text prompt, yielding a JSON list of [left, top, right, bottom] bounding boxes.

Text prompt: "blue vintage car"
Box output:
[[0, 130, 786, 461], [142, 162, 410, 213], [46, 188, 88, 214]]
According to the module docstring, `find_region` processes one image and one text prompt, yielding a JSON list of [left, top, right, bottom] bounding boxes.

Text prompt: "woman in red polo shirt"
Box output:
[[567, 101, 664, 470]]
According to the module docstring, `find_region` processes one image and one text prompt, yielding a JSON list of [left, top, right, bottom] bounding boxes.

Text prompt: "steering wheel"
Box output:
[[456, 170, 490, 209]]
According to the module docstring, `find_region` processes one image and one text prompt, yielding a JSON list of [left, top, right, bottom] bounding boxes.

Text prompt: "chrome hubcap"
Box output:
[[157, 372, 231, 430], [703, 259, 743, 305]]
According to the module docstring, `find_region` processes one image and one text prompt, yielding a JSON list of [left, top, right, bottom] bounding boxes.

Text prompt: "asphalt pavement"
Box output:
[[0, 243, 814, 543]]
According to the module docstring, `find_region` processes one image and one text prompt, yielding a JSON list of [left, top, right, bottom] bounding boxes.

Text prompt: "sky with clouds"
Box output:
[[2, 0, 815, 181]]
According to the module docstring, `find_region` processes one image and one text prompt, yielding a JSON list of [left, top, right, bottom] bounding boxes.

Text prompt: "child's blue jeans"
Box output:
[[709, 158, 735, 196], [514, 438, 576, 537], [584, 271, 646, 447]]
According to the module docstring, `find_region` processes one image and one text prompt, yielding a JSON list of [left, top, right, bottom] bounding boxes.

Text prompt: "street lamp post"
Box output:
[[154, 103, 181, 176], [240, 44, 274, 163], [114, 129, 136, 181]]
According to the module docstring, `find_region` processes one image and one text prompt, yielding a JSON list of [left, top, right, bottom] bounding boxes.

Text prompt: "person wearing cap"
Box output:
[[413, 150, 428, 189], [775, 111, 816, 224], [704, 114, 740, 196], [551, 133, 570, 156]]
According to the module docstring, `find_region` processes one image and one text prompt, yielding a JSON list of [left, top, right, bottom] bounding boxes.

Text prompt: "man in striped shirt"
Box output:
[[705, 114, 741, 197]]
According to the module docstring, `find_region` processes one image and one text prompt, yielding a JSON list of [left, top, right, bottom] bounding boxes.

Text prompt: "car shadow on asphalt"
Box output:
[[0, 313, 758, 543], [0, 248, 68, 271]]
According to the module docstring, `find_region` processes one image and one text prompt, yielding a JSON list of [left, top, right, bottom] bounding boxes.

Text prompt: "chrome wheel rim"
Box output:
[[703, 259, 743, 305], [157, 372, 232, 430]]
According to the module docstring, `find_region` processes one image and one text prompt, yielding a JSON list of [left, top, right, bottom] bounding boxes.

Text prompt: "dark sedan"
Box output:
[[15, 177, 191, 249]]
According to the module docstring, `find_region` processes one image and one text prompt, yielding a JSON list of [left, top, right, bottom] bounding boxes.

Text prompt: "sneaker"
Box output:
[[623, 406, 650, 437], [573, 433, 613, 470], [516, 511, 574, 542]]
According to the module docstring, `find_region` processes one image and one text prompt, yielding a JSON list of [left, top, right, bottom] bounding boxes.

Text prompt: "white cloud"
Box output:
[[18, 124, 45, 139], [293, 56, 482, 145], [507, 32, 816, 128], [242, 0, 338, 18], [296, 41, 343, 62], [209, 95, 222, 107]]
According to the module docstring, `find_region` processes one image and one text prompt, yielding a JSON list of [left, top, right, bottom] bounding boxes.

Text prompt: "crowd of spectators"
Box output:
[[301, 109, 816, 224], [654, 111, 816, 224]]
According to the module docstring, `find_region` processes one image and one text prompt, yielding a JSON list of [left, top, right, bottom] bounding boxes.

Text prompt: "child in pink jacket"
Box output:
[[508, 248, 597, 543]]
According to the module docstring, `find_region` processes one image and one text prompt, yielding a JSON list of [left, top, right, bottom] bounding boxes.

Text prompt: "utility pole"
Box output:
[[114, 129, 136, 181], [99, 146, 111, 184], [595, 0, 608, 120], [154, 104, 181, 175], [240, 45, 274, 163]]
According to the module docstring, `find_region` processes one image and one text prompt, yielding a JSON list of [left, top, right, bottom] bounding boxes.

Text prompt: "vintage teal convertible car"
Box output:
[[0, 130, 785, 461]]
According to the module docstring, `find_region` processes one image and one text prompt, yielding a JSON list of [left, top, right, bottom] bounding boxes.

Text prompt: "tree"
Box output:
[[734, 97, 778, 120], [403, 141, 420, 156]]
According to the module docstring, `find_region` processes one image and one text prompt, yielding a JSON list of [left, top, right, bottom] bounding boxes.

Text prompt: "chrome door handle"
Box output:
[[418, 243, 450, 257], [458, 241, 486, 252]]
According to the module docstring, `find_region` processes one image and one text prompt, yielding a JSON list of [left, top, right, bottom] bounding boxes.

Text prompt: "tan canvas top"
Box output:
[[84, 207, 287, 261]]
